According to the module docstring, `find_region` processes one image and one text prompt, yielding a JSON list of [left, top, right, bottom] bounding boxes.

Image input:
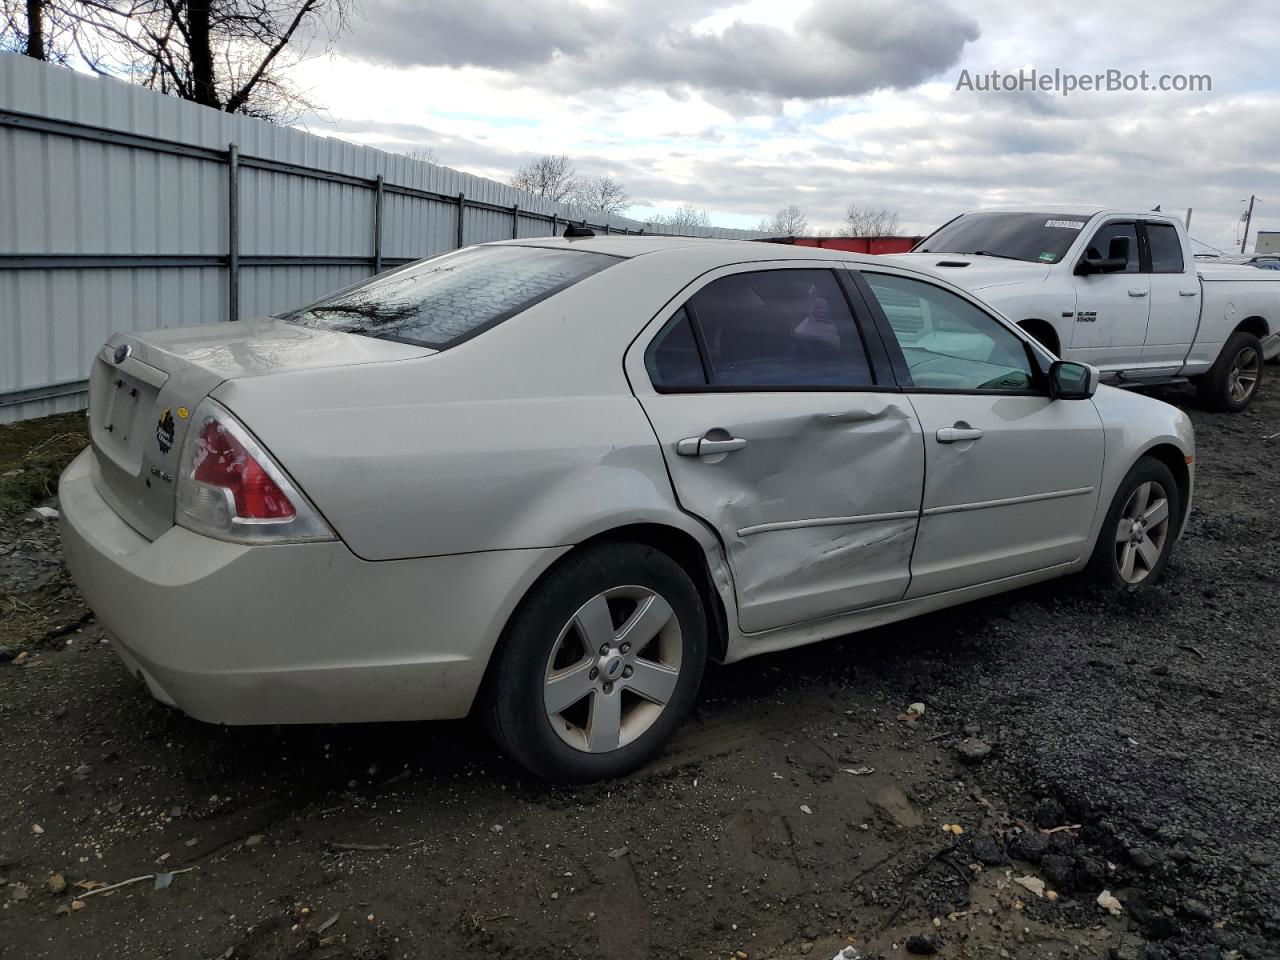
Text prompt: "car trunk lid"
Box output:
[[89, 319, 433, 541]]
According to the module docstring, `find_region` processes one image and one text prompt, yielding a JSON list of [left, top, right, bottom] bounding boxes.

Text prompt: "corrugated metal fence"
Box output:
[[0, 54, 759, 422]]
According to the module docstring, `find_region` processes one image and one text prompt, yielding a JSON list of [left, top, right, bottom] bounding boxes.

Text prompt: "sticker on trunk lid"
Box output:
[[156, 408, 176, 454]]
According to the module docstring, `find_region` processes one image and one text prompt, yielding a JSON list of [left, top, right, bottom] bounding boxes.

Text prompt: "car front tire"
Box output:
[[1088, 457, 1181, 592], [483, 541, 708, 783]]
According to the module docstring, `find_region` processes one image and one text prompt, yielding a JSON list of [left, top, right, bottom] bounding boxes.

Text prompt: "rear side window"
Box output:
[[281, 245, 617, 349], [1146, 223, 1185, 273], [1084, 222, 1140, 273], [682, 269, 873, 389], [647, 307, 707, 387]]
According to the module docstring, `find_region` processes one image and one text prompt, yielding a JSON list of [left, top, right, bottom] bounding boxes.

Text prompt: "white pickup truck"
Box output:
[[889, 209, 1280, 411]]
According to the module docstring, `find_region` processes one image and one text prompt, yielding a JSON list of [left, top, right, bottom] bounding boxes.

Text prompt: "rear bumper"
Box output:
[[59, 448, 566, 725]]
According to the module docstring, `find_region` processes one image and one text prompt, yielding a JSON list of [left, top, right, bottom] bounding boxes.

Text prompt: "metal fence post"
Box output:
[[511, 203, 519, 239], [551, 213, 558, 237], [373, 174, 384, 274], [456, 192, 466, 249], [227, 143, 240, 323]]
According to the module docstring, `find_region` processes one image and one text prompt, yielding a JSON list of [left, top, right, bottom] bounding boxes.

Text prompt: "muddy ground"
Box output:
[[0, 383, 1277, 960]]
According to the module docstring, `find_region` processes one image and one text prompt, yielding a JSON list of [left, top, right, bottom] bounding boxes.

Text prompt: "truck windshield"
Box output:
[[281, 245, 619, 349], [917, 212, 1093, 264]]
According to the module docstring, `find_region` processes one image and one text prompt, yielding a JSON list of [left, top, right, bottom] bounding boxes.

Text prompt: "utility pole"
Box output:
[[1185, 208, 1193, 231], [1241, 195, 1258, 253]]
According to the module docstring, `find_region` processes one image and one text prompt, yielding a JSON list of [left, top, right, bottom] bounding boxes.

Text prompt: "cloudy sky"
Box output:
[[294, 0, 1278, 251]]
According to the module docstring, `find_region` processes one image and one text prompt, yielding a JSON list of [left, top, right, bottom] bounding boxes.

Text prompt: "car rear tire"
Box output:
[[483, 541, 707, 783], [1087, 457, 1181, 592], [1197, 331, 1264, 412]]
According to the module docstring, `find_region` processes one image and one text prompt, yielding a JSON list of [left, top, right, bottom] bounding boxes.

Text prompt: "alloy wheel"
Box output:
[[1114, 480, 1171, 585], [1229, 346, 1260, 405], [542, 585, 683, 753]]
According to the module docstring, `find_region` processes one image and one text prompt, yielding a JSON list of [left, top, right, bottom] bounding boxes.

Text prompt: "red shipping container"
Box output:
[[761, 236, 923, 254]]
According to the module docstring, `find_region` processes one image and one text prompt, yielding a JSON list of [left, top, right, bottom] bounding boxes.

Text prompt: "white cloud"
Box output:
[[295, 0, 1280, 249], [340, 0, 979, 101]]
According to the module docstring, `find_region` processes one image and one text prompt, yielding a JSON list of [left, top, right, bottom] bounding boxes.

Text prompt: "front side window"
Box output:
[[678, 269, 873, 389], [282, 245, 617, 349], [1146, 223, 1185, 273], [864, 273, 1037, 392], [1083, 221, 1140, 273]]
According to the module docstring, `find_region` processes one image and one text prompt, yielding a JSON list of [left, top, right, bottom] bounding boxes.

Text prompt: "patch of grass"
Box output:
[[0, 412, 89, 518]]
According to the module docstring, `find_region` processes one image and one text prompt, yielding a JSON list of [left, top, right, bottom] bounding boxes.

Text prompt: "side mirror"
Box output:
[[1049, 360, 1099, 400], [1075, 236, 1130, 275]]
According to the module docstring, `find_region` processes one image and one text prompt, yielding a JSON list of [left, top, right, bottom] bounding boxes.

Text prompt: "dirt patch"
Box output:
[[0, 384, 1277, 959], [0, 412, 87, 518]]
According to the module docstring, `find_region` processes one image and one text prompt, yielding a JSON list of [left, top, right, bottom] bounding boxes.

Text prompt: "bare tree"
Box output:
[[1, 0, 352, 121], [650, 203, 712, 232], [402, 146, 439, 165], [23, 0, 42, 55], [1, 0, 74, 59], [571, 174, 631, 215], [842, 204, 901, 237], [511, 154, 580, 203], [755, 204, 809, 236]]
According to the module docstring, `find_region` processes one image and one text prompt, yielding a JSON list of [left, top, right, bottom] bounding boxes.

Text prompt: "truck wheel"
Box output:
[[1197, 331, 1264, 412], [1087, 457, 1180, 593], [483, 542, 707, 783]]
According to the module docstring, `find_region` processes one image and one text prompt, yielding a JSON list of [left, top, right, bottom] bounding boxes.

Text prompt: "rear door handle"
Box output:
[[1128, 289, 1149, 298], [936, 426, 984, 444], [1178, 289, 1199, 297], [676, 436, 747, 457]]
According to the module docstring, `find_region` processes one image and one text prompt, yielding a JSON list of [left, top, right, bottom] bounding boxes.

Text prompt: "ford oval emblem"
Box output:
[[113, 343, 132, 364]]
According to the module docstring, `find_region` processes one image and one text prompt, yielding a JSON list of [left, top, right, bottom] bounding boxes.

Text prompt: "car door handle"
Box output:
[[1178, 289, 1199, 297], [936, 426, 984, 444], [1128, 289, 1149, 298], [676, 436, 747, 457]]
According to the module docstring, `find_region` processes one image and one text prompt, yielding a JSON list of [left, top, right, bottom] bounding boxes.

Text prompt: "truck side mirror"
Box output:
[[1075, 235, 1130, 275], [1049, 360, 1099, 400]]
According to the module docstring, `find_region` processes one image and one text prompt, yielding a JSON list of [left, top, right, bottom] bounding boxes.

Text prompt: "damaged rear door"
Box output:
[[627, 263, 924, 634]]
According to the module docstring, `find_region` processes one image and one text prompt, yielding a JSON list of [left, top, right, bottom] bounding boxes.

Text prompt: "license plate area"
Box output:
[[90, 355, 168, 474]]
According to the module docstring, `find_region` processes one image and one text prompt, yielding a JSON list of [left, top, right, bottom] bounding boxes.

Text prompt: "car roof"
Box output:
[[490, 234, 892, 266]]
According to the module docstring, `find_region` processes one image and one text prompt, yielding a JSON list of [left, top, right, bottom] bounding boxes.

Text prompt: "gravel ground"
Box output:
[[0, 382, 1277, 960]]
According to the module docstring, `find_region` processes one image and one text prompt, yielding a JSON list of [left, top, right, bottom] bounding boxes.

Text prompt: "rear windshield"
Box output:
[[917, 212, 1095, 264], [281, 245, 618, 348]]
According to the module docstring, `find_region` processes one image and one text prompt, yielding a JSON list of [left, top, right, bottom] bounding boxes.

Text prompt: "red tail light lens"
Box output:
[[175, 398, 333, 544], [192, 419, 296, 520]]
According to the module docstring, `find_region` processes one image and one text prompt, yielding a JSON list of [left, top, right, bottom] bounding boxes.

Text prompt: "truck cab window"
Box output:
[[1146, 223, 1186, 273]]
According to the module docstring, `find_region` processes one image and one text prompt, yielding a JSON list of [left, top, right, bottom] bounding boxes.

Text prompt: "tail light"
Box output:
[[175, 399, 333, 543]]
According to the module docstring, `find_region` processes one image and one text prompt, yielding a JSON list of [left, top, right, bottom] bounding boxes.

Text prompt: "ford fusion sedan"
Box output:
[[60, 236, 1195, 782]]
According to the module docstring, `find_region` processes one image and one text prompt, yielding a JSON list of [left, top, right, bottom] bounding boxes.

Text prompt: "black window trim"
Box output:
[[644, 266, 899, 395], [853, 267, 1054, 398]]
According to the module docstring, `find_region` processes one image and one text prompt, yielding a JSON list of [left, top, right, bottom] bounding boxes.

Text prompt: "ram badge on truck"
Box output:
[[896, 209, 1280, 411]]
